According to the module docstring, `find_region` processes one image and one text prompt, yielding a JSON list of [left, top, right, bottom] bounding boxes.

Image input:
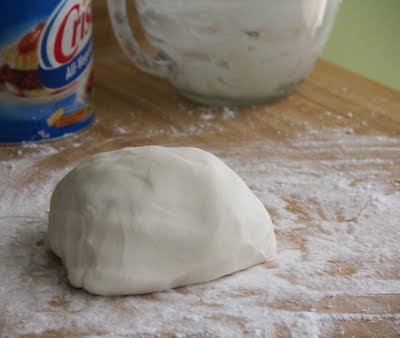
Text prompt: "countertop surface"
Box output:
[[1, 2, 400, 337]]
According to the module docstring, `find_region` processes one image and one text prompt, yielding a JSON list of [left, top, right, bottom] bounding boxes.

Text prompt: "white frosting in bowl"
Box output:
[[135, 0, 341, 103]]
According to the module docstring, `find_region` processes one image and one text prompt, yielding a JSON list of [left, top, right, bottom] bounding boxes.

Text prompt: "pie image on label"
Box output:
[[0, 22, 57, 97]]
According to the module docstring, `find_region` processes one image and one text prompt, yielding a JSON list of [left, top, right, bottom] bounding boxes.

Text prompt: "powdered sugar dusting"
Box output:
[[1, 128, 399, 337]]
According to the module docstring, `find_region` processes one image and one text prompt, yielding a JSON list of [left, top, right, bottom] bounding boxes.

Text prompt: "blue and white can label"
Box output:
[[0, 0, 94, 143]]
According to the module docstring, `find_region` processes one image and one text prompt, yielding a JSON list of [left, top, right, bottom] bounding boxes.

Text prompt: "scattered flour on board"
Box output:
[[200, 107, 236, 121], [129, 106, 237, 139], [0, 126, 399, 337]]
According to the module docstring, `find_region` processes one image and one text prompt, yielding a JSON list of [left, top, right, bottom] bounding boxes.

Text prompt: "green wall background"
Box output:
[[322, 0, 400, 90]]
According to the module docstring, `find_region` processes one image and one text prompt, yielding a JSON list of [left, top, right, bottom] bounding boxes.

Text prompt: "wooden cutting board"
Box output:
[[1, 2, 399, 337]]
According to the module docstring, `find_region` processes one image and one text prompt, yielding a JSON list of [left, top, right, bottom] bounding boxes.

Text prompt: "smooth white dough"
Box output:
[[48, 146, 276, 296]]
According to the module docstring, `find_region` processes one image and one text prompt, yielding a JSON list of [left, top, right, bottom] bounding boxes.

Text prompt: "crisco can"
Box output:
[[0, 0, 94, 143]]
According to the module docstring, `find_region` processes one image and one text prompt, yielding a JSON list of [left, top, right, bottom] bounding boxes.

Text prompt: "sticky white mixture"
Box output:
[[133, 0, 341, 101], [0, 125, 399, 337]]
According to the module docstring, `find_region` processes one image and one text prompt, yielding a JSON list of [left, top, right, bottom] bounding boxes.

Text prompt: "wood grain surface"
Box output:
[[1, 1, 399, 337]]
